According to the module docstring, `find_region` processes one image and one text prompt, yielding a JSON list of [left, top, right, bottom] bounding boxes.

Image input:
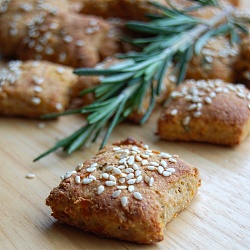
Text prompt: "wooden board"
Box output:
[[1, 1, 250, 249]]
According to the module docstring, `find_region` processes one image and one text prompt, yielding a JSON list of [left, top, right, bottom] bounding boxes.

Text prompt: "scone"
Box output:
[[0, 60, 78, 117], [158, 79, 250, 145], [0, 0, 126, 67], [186, 36, 240, 83], [46, 138, 201, 244]]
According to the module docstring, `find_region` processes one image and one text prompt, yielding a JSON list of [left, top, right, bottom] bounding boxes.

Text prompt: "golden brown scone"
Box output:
[[186, 36, 240, 83], [158, 79, 250, 145], [0, 0, 126, 67], [0, 60, 79, 118], [46, 138, 201, 244]]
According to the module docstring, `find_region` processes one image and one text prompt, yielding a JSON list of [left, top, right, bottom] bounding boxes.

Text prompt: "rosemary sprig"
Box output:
[[34, 0, 249, 161]]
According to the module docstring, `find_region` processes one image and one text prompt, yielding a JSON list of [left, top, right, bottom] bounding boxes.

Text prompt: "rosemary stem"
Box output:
[[159, 5, 234, 60]]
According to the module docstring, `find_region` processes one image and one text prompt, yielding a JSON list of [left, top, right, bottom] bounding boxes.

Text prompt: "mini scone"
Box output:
[[0, 60, 78, 118], [0, 0, 125, 67], [186, 36, 240, 83], [46, 138, 200, 244], [158, 79, 250, 145]]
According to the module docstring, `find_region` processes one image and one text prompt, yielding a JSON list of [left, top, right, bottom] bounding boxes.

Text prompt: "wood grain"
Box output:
[[1, 1, 250, 249]]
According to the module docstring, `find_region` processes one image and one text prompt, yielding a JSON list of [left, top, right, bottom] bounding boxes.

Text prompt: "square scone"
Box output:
[[158, 79, 250, 145], [46, 138, 200, 244]]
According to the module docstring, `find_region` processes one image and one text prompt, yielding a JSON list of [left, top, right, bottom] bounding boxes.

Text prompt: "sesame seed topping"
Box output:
[[64, 171, 77, 179], [125, 168, 134, 174], [182, 116, 191, 126], [193, 111, 202, 118], [163, 171, 171, 177], [147, 166, 155, 171], [75, 40, 85, 47], [133, 163, 139, 170], [128, 185, 135, 192], [127, 156, 135, 165], [106, 166, 114, 172], [158, 166, 164, 174], [112, 190, 121, 198], [75, 163, 84, 171], [55, 103, 62, 110], [126, 173, 134, 179], [59, 52, 66, 62], [135, 169, 141, 177], [109, 175, 116, 182], [97, 185, 105, 195], [136, 175, 143, 183], [121, 196, 128, 207], [105, 181, 116, 187], [75, 176, 81, 184], [135, 155, 142, 162], [161, 160, 167, 168], [33, 86, 43, 93], [127, 179, 136, 185], [101, 173, 109, 179], [57, 67, 65, 74], [119, 177, 126, 184], [31, 97, 41, 105], [87, 167, 96, 173], [82, 178, 93, 184], [117, 185, 127, 190], [141, 154, 149, 159], [148, 177, 154, 187], [170, 109, 178, 116], [32, 75, 44, 85], [63, 35, 73, 43], [25, 173, 36, 179], [167, 168, 176, 173], [160, 152, 172, 159], [248, 104, 250, 109], [141, 160, 149, 165], [113, 167, 122, 175], [113, 147, 121, 151], [133, 192, 143, 200]]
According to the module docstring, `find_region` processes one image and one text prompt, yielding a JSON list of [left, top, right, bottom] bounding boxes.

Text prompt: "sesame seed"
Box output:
[[82, 178, 93, 184], [182, 116, 191, 126], [75, 176, 81, 184], [148, 177, 154, 187], [133, 192, 143, 200], [105, 181, 116, 186], [33, 86, 43, 93], [119, 158, 126, 164], [117, 186, 127, 190], [86, 166, 96, 173], [169, 158, 177, 163], [167, 167, 176, 173], [187, 103, 197, 111], [75, 163, 84, 171], [113, 146, 121, 151], [141, 160, 149, 165], [121, 196, 128, 207], [106, 166, 114, 171], [247, 94, 250, 101], [125, 168, 134, 173], [141, 154, 149, 159], [59, 52, 66, 62], [193, 111, 202, 118], [237, 92, 246, 99], [101, 173, 109, 179], [127, 156, 135, 165], [136, 175, 143, 183], [163, 171, 171, 177], [160, 160, 167, 168], [126, 173, 135, 180], [55, 103, 62, 110], [128, 185, 135, 192], [132, 163, 139, 170], [160, 152, 172, 159], [35, 44, 43, 52], [127, 179, 136, 185], [210, 91, 216, 98], [57, 67, 65, 74], [135, 169, 141, 177], [37, 122, 46, 128], [25, 173, 36, 179], [132, 146, 140, 152], [109, 175, 116, 182], [119, 177, 126, 184], [157, 166, 164, 174], [45, 47, 54, 55], [32, 75, 44, 85], [97, 185, 105, 195], [205, 96, 212, 104], [64, 171, 77, 179], [63, 35, 73, 43], [118, 165, 125, 169], [135, 155, 142, 161], [147, 166, 155, 171], [76, 40, 85, 47], [170, 109, 178, 116], [112, 190, 121, 198], [248, 104, 250, 109], [113, 167, 122, 175], [31, 97, 41, 105], [89, 174, 96, 181]]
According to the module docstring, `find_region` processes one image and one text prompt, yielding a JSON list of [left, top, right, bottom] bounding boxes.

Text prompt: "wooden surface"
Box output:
[[1, 1, 250, 249]]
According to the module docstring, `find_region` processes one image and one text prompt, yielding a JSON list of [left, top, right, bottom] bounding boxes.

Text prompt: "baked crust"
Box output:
[[46, 138, 201, 244], [158, 79, 250, 145]]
